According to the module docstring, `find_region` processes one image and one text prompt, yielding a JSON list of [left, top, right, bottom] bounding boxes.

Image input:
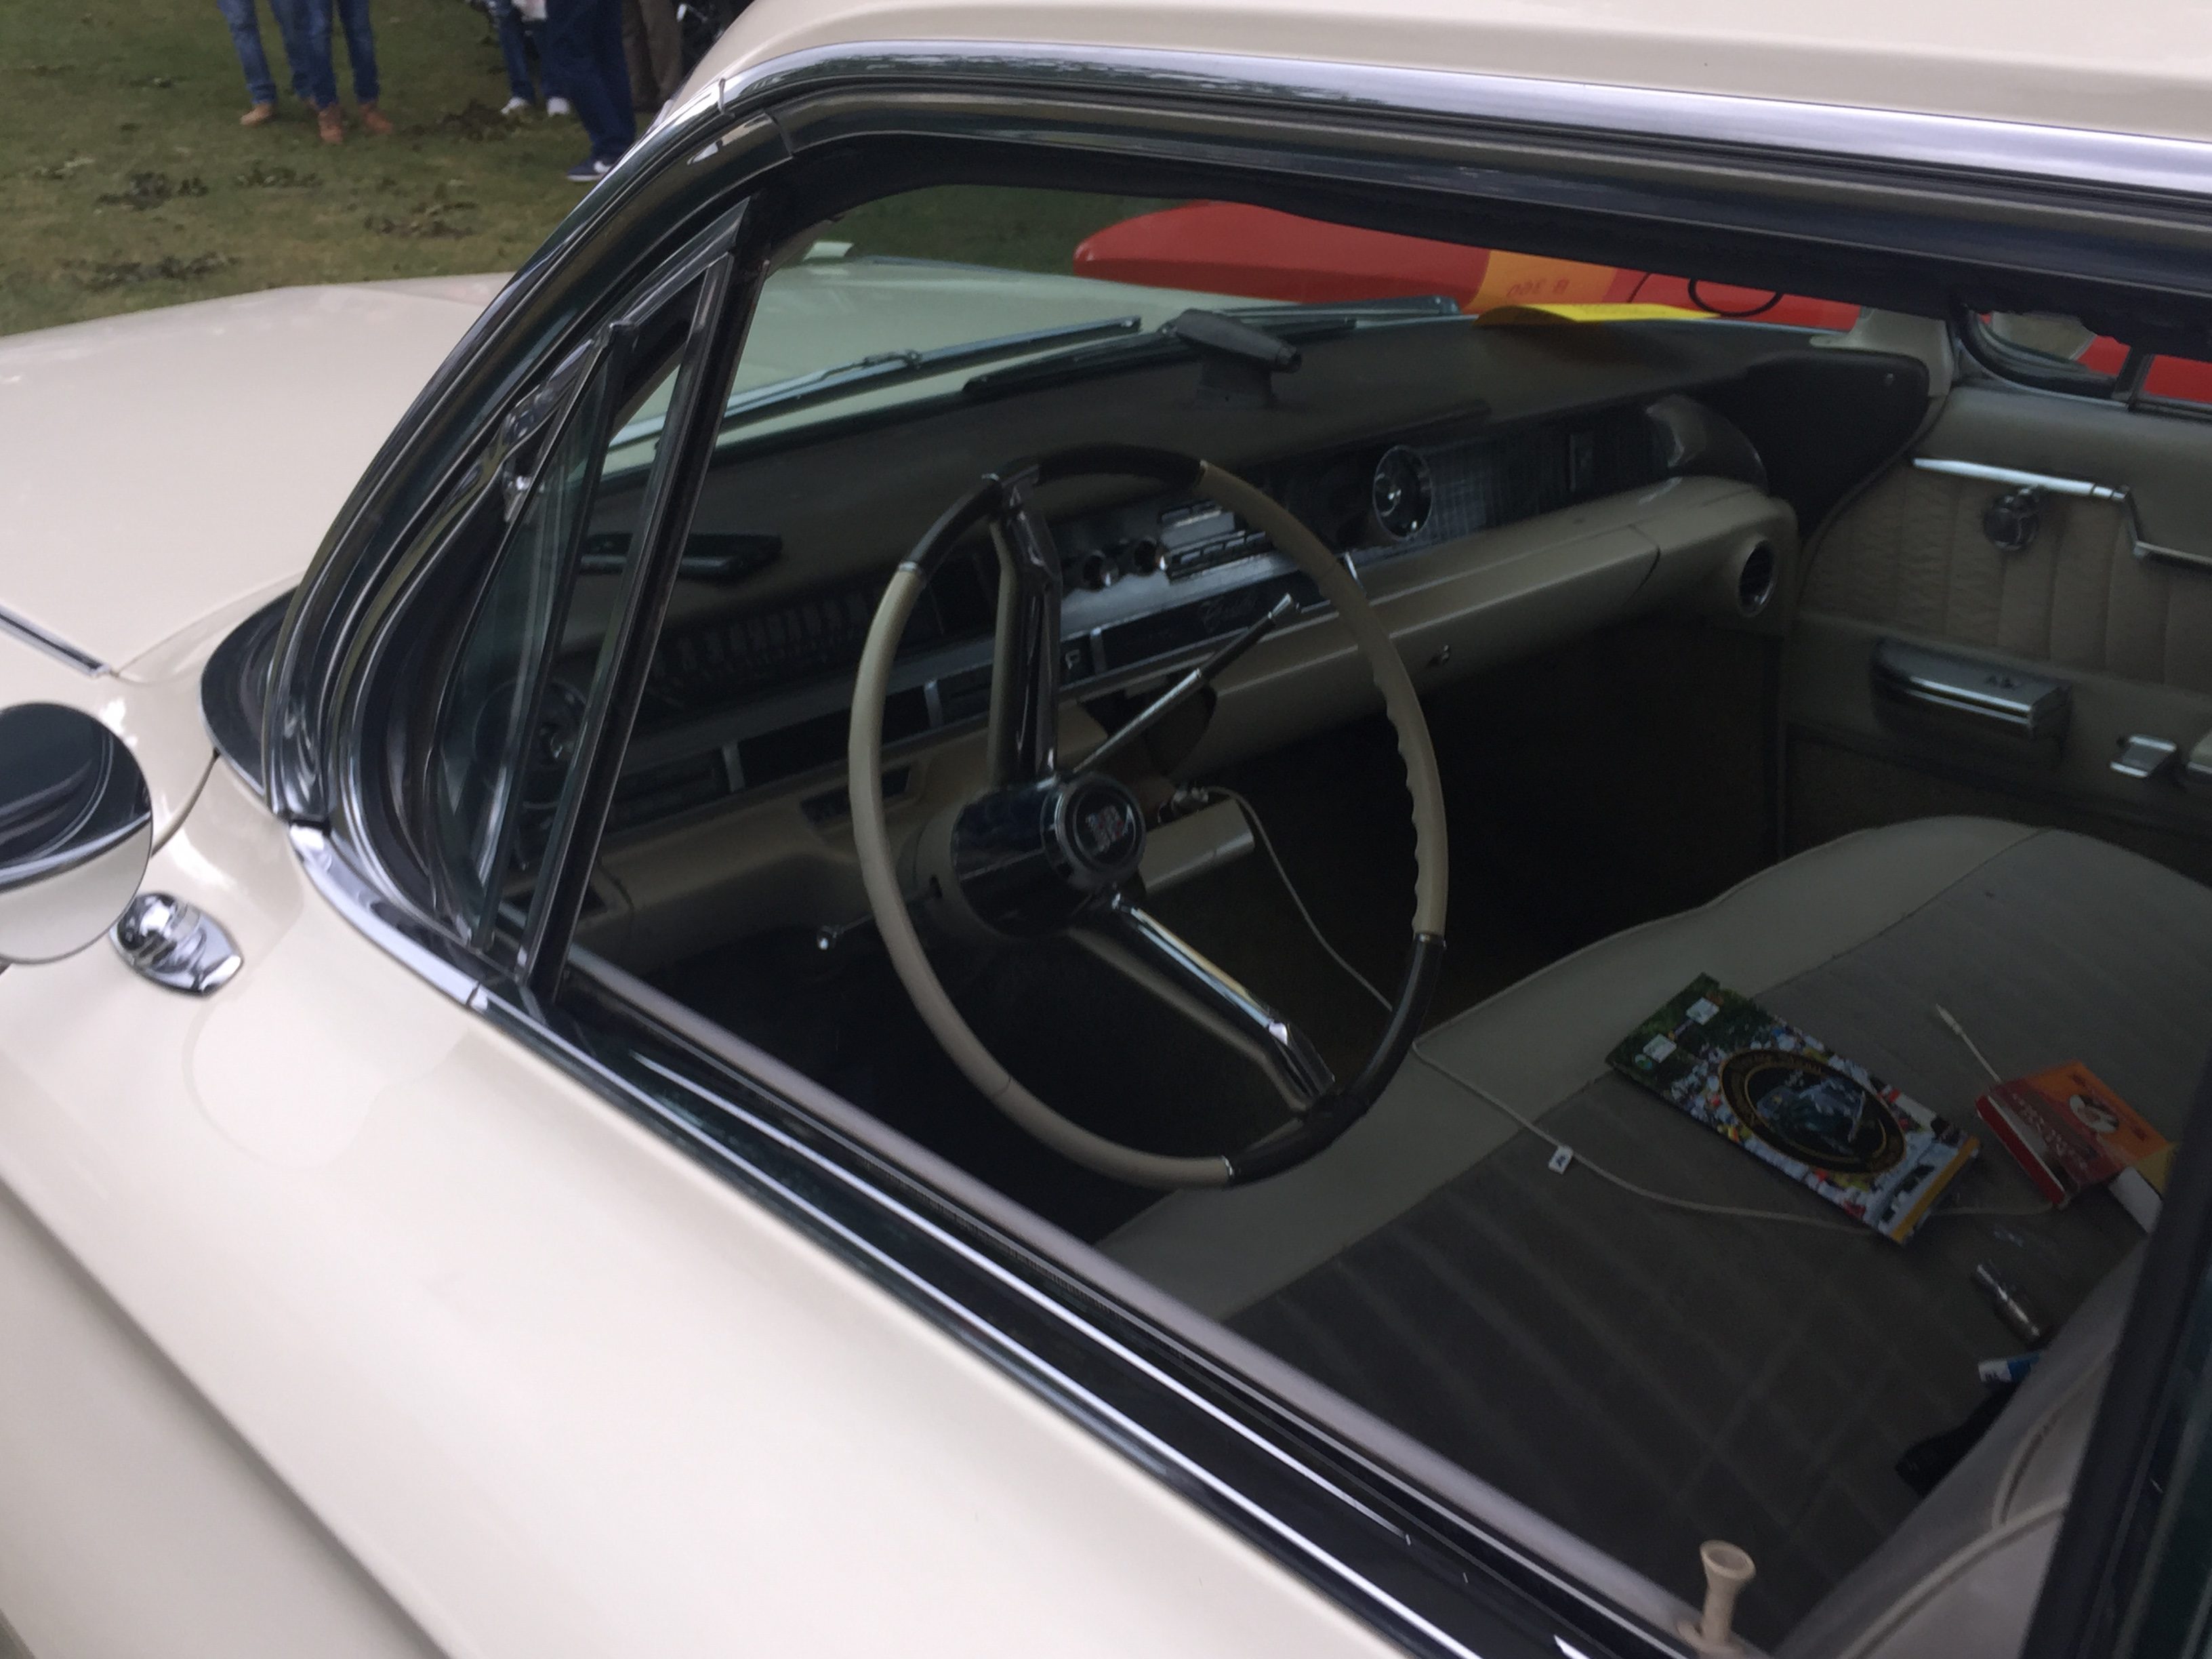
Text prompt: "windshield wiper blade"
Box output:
[[605, 314, 1145, 452]]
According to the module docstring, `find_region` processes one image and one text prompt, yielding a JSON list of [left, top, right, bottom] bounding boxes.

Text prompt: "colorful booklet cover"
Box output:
[[1606, 976, 1979, 1243], [1973, 1062, 2167, 1208]]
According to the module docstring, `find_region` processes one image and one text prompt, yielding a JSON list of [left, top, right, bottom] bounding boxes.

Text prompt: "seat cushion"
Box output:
[[1105, 819, 2212, 1317], [1101, 819, 2212, 1643]]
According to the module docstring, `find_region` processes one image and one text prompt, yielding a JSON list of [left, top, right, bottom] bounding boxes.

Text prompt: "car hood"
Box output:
[[0, 258, 1243, 675], [0, 275, 508, 673]]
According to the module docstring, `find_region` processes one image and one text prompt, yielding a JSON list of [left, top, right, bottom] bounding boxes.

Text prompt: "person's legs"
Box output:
[[261, 0, 312, 102], [329, 0, 379, 104], [539, 0, 627, 163], [586, 0, 636, 155], [489, 0, 536, 104], [271, 0, 337, 109], [216, 0, 279, 108]]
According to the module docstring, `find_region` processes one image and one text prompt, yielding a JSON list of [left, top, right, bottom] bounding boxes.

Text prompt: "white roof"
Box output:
[[697, 0, 2212, 149]]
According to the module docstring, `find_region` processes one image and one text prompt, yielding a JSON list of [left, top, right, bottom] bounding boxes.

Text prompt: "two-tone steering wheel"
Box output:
[[848, 446, 1447, 1189]]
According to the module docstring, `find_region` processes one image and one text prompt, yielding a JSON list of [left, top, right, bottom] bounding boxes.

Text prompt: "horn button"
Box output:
[[943, 773, 1148, 937]]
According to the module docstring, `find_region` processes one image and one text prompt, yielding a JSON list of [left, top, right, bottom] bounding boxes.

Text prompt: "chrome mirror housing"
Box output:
[[0, 703, 153, 966]]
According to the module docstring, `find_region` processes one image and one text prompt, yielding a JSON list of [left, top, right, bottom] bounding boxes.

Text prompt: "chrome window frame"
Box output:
[[267, 35, 2212, 1659]]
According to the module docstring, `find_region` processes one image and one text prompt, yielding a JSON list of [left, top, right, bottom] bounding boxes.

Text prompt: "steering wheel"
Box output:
[[848, 446, 1448, 1189]]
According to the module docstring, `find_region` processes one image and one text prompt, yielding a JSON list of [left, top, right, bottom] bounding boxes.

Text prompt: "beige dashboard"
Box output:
[[579, 475, 1794, 970]]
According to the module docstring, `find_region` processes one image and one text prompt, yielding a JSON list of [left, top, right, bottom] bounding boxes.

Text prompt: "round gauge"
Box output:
[[1370, 446, 1434, 541]]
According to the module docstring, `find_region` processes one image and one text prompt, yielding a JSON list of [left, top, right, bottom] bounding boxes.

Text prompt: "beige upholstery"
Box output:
[[1778, 1250, 2139, 1659], [1105, 816, 2036, 1319], [1803, 457, 2212, 697]]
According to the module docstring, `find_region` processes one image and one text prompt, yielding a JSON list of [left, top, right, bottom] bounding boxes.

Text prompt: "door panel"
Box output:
[[1786, 379, 2212, 871]]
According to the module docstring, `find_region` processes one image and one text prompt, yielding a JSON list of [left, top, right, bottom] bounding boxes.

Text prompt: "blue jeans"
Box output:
[[287, 0, 377, 106], [489, 0, 537, 102], [539, 0, 633, 162], [217, 0, 306, 104], [329, 0, 380, 102]]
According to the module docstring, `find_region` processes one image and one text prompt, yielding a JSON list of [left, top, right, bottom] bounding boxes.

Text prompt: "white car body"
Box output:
[[3, 3, 2209, 1656]]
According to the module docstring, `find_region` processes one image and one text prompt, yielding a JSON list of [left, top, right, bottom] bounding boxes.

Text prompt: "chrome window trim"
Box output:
[[291, 824, 483, 1004], [478, 954, 1690, 1659], [0, 605, 108, 677], [722, 40, 2212, 201]]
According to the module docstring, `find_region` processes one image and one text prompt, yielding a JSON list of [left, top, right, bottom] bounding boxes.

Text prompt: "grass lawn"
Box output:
[[1, 0, 1183, 340], [1, 0, 591, 338]]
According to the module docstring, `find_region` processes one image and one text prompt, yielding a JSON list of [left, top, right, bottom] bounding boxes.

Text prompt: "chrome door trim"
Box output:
[[1912, 457, 2212, 575], [1911, 456, 2128, 501], [479, 953, 1689, 1659], [0, 605, 107, 677], [722, 38, 2212, 202]]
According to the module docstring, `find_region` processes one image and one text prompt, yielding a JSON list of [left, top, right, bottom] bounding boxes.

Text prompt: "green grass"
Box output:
[[0, 0, 1187, 340], [1, 0, 585, 337]]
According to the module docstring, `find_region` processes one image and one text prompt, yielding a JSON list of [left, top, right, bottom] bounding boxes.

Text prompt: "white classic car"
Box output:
[[5, 2, 2212, 1656]]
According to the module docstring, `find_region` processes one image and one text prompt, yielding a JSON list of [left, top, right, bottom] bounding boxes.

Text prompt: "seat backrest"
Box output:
[[1778, 1249, 2142, 1659]]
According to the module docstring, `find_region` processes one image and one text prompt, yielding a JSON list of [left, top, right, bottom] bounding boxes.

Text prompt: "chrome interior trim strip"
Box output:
[[724, 39, 2212, 201], [0, 605, 108, 676], [1911, 456, 2125, 499], [2136, 538, 2212, 575], [289, 824, 483, 1004], [1912, 458, 2212, 574]]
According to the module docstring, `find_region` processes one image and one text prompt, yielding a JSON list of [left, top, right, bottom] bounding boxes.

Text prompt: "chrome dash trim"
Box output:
[[723, 39, 2212, 203], [289, 824, 483, 1004], [0, 605, 108, 676]]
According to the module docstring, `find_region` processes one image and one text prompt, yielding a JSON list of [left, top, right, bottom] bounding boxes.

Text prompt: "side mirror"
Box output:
[[0, 703, 153, 966]]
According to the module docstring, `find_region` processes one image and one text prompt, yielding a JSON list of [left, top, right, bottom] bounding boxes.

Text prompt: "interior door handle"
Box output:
[[1912, 457, 2212, 575]]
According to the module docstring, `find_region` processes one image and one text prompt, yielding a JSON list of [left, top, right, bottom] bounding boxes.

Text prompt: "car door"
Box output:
[[1782, 316, 2212, 883]]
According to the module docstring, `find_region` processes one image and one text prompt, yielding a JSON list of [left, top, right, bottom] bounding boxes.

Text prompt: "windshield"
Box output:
[[600, 182, 1468, 475]]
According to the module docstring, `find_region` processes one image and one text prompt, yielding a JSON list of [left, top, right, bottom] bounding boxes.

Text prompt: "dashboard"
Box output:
[[545, 315, 1929, 966], [598, 401, 1676, 836]]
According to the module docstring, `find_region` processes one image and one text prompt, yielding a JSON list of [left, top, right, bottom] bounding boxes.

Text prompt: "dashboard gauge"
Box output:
[[1370, 445, 1434, 540]]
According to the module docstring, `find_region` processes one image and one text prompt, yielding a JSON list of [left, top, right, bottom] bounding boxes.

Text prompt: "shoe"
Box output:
[[545, 96, 571, 116], [239, 102, 276, 127], [501, 96, 529, 115], [358, 101, 393, 136], [316, 103, 344, 144], [565, 157, 611, 183]]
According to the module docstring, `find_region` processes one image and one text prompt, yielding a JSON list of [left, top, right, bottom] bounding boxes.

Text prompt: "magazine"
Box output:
[[1974, 1061, 2167, 1208], [1606, 975, 1979, 1243]]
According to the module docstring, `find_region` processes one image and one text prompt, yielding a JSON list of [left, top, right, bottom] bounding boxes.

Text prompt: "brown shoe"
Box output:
[[317, 103, 344, 144], [239, 101, 276, 127], [357, 101, 394, 136]]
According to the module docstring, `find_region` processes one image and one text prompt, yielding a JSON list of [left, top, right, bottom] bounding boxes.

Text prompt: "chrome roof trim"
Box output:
[[0, 604, 108, 676], [724, 38, 2212, 201]]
